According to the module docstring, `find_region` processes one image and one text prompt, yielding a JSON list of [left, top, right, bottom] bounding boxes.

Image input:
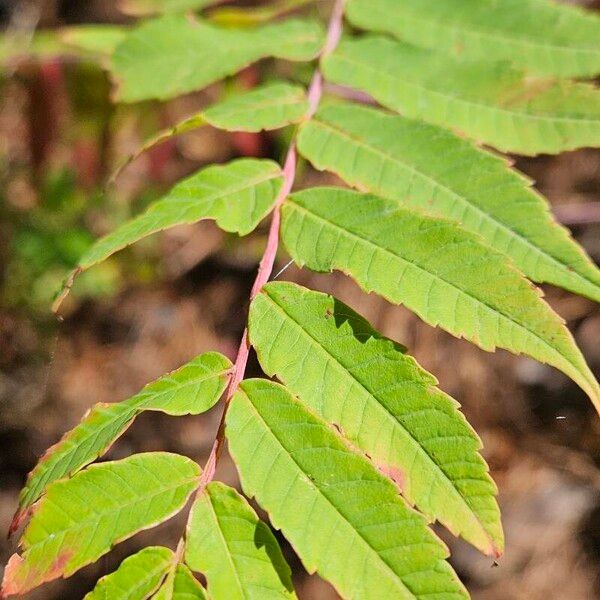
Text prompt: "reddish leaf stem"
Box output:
[[198, 0, 346, 490]]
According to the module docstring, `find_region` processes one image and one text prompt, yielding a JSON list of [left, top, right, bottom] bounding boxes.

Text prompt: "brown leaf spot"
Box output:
[[500, 77, 555, 108], [378, 463, 406, 492]]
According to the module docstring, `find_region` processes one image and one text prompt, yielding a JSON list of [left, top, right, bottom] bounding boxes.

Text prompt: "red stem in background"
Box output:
[[198, 0, 346, 489]]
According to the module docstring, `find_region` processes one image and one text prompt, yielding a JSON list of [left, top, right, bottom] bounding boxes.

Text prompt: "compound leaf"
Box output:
[[77, 158, 283, 275], [186, 482, 296, 599], [15, 352, 231, 525], [322, 36, 600, 155], [281, 188, 600, 408], [297, 103, 600, 302], [84, 546, 174, 600], [249, 282, 502, 556], [227, 379, 468, 600], [112, 15, 323, 102], [153, 564, 208, 600], [346, 0, 600, 78], [2, 453, 200, 596]]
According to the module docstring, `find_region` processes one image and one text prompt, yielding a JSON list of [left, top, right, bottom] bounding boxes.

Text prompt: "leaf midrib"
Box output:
[[99, 555, 171, 600], [206, 92, 307, 122], [257, 291, 494, 548], [203, 492, 247, 600], [21, 405, 136, 507], [331, 50, 600, 126], [158, 166, 282, 216], [81, 166, 282, 267], [25, 466, 198, 549], [238, 390, 422, 600], [284, 200, 580, 379], [123, 23, 320, 62], [125, 560, 171, 600], [135, 366, 231, 411]]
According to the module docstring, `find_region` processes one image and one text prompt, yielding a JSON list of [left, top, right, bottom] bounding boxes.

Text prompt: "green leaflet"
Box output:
[[186, 482, 296, 600], [119, 82, 308, 176], [296, 103, 600, 302], [153, 564, 208, 600], [281, 188, 600, 408], [77, 158, 283, 273], [111, 15, 323, 102], [249, 282, 502, 557], [346, 0, 600, 78], [227, 379, 468, 600], [84, 547, 174, 600], [15, 352, 231, 523], [322, 36, 600, 155], [2, 453, 200, 597], [204, 82, 309, 132]]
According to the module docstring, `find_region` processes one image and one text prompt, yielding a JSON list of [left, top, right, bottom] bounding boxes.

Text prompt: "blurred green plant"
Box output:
[[0, 169, 120, 314]]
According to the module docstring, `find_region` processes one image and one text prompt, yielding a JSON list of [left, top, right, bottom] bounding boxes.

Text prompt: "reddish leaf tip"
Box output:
[[1, 548, 74, 597], [1, 553, 24, 597], [7, 509, 29, 540]]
